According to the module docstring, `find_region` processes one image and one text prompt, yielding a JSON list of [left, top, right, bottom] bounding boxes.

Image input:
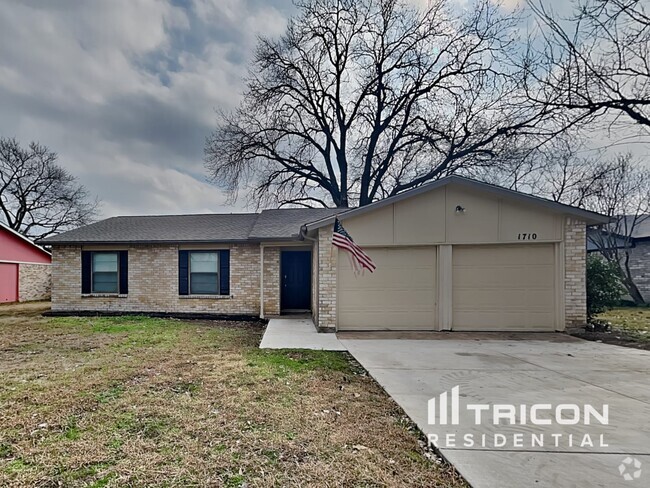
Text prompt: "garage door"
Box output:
[[452, 244, 556, 331], [337, 247, 437, 331]]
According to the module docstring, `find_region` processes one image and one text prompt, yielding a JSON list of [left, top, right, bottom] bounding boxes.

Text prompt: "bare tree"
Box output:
[[0, 137, 99, 240], [584, 155, 649, 305], [525, 0, 650, 132], [206, 0, 553, 208], [476, 134, 614, 207]]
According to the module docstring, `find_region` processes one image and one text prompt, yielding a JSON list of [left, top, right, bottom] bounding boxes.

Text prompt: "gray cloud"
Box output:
[[0, 0, 646, 222], [0, 0, 289, 218]]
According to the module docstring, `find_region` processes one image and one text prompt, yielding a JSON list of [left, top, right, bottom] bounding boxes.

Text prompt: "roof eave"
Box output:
[[41, 236, 305, 246], [43, 239, 255, 246]]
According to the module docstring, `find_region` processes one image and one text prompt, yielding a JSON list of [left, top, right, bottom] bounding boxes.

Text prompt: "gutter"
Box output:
[[37, 237, 305, 246]]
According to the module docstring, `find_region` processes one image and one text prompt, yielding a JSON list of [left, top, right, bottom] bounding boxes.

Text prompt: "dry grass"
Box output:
[[596, 307, 650, 343], [0, 303, 465, 487]]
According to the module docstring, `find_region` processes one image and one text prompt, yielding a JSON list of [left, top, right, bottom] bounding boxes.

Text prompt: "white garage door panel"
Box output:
[[453, 244, 556, 331], [338, 247, 437, 331]]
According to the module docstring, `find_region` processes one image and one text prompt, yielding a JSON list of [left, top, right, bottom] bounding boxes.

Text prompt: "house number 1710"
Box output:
[[518, 233, 538, 240]]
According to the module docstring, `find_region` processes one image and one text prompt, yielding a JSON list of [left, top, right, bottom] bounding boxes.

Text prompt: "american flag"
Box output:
[[332, 218, 376, 273]]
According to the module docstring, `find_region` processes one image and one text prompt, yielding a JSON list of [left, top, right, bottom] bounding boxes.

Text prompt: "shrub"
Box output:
[[586, 254, 625, 318]]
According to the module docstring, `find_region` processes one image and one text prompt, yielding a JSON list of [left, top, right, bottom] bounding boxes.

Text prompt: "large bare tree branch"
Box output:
[[205, 0, 553, 208], [0, 137, 99, 240], [525, 0, 650, 132]]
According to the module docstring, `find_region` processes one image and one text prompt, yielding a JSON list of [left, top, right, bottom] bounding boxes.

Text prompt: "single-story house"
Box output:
[[587, 215, 650, 302], [0, 222, 52, 303], [39, 176, 608, 332]]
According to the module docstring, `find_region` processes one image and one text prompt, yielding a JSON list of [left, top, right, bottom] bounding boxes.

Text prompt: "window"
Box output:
[[92, 252, 118, 293], [189, 251, 219, 295]]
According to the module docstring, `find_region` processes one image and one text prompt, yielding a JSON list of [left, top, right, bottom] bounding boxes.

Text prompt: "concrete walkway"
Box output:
[[340, 335, 650, 488], [259, 317, 346, 351]]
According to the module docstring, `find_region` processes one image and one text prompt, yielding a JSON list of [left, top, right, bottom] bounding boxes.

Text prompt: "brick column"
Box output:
[[262, 246, 280, 315], [564, 217, 587, 327], [317, 225, 337, 331]]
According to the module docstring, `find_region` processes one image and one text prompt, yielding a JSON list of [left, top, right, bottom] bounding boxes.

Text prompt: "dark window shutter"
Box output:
[[81, 251, 92, 294], [179, 250, 189, 295], [219, 250, 230, 296], [119, 251, 128, 295]]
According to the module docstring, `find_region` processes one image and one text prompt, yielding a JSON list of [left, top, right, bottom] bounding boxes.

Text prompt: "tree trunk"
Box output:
[[621, 252, 647, 305]]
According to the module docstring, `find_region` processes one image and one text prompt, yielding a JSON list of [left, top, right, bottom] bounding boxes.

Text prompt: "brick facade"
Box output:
[[52, 244, 262, 314], [316, 225, 337, 331], [18, 263, 51, 301], [50, 218, 590, 330], [564, 217, 587, 327], [262, 246, 280, 316]]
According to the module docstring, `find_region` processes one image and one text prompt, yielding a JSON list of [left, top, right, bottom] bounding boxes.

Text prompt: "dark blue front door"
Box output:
[[281, 250, 311, 311]]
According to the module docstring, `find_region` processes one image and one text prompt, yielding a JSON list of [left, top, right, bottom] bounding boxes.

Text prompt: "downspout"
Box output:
[[299, 225, 317, 242], [259, 243, 264, 319], [300, 226, 318, 328]]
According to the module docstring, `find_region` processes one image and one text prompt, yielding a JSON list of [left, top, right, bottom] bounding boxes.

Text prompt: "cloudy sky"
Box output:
[[0, 0, 646, 218], [0, 0, 292, 217]]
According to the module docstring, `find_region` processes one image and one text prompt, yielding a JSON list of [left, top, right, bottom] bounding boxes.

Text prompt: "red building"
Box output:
[[0, 223, 51, 303]]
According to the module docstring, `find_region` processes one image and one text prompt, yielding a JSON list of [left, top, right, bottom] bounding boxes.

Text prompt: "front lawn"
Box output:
[[595, 306, 650, 345], [0, 303, 464, 487]]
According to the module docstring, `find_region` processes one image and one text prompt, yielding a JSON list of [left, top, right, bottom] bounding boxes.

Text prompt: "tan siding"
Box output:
[[445, 186, 500, 243], [341, 205, 394, 246], [338, 184, 565, 247], [498, 200, 562, 242], [393, 189, 446, 244]]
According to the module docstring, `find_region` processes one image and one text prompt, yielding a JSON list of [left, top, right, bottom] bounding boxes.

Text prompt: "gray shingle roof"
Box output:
[[248, 208, 342, 239], [625, 215, 650, 239], [39, 214, 260, 244], [38, 208, 345, 245]]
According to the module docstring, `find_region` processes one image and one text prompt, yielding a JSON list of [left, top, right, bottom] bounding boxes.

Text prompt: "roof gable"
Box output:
[[0, 223, 51, 263], [304, 176, 609, 231]]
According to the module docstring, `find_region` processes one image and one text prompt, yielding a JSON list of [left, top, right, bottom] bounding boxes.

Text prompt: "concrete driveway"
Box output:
[[339, 333, 650, 488]]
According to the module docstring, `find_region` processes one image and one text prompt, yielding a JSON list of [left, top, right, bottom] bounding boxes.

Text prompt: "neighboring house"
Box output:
[[587, 216, 650, 302], [0, 222, 52, 303], [39, 176, 607, 331]]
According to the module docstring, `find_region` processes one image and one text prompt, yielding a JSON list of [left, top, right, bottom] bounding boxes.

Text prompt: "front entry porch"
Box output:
[[259, 317, 346, 350]]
